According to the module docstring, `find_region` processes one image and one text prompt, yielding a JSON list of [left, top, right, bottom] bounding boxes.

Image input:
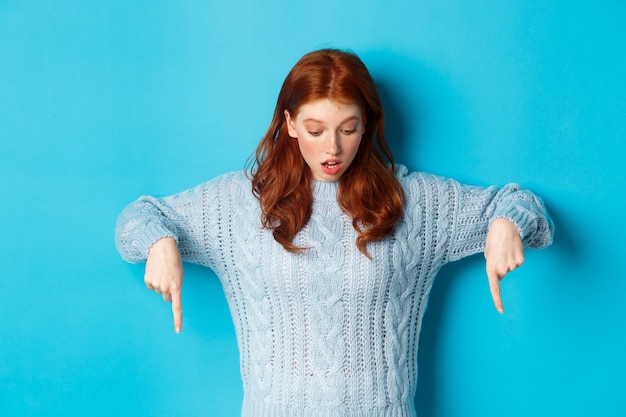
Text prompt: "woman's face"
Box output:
[[285, 99, 365, 182]]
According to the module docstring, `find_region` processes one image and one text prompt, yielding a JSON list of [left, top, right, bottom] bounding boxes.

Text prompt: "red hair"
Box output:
[[249, 49, 405, 257]]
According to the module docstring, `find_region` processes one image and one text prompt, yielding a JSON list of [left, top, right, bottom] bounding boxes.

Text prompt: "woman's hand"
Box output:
[[484, 218, 524, 314], [145, 237, 184, 333]]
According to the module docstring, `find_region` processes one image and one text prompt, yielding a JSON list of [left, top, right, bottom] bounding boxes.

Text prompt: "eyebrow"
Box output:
[[302, 115, 360, 124]]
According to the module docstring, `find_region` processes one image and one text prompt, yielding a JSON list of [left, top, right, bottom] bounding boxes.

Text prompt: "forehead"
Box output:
[[295, 99, 362, 123]]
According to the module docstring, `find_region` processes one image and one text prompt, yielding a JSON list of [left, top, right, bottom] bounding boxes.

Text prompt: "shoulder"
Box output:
[[173, 170, 254, 208], [206, 170, 249, 184], [201, 170, 251, 193], [188, 170, 258, 225], [394, 164, 459, 194]]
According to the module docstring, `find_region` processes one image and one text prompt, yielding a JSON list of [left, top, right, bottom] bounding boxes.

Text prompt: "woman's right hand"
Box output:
[[145, 237, 184, 333]]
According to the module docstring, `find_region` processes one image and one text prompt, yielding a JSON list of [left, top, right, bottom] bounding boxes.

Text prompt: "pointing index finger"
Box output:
[[487, 269, 505, 314], [171, 289, 183, 333]]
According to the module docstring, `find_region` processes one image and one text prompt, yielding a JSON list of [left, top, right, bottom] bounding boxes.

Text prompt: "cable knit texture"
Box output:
[[115, 165, 553, 417]]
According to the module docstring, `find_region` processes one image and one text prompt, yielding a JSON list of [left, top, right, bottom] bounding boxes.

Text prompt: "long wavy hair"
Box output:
[[249, 48, 405, 257]]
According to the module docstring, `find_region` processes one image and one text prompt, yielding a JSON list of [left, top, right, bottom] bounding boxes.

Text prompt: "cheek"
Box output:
[[296, 138, 318, 161], [347, 138, 362, 158]]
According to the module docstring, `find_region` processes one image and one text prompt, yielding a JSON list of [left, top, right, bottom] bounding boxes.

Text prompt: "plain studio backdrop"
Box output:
[[1, 1, 624, 416]]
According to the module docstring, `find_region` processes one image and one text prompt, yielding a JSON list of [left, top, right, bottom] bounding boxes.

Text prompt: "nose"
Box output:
[[326, 132, 341, 156]]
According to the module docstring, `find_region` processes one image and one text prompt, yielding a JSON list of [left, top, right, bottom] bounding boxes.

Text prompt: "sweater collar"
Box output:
[[312, 180, 339, 202]]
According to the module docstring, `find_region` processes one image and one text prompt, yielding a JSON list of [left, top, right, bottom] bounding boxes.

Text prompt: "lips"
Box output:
[[321, 159, 343, 175]]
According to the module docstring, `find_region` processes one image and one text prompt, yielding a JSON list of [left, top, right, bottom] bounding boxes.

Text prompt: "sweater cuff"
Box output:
[[134, 219, 179, 259], [491, 203, 538, 247]]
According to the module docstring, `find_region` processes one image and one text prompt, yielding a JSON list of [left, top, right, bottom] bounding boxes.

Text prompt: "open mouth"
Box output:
[[321, 160, 343, 175]]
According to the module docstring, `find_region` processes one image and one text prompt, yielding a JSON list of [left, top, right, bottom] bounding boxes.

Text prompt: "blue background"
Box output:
[[1, 1, 624, 416]]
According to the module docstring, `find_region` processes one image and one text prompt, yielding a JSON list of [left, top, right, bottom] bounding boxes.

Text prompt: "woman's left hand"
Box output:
[[484, 218, 525, 314]]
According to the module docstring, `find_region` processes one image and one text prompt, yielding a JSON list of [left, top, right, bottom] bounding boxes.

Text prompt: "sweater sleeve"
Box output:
[[114, 178, 221, 267], [445, 179, 554, 263]]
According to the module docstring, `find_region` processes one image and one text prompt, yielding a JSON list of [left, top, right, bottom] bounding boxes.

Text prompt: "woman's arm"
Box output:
[[115, 180, 217, 333], [115, 182, 215, 266], [444, 180, 554, 312], [446, 181, 554, 262]]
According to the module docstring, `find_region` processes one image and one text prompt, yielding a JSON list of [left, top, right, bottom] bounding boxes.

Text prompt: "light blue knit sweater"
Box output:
[[115, 165, 553, 417]]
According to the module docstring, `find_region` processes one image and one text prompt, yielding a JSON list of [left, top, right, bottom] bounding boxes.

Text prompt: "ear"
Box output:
[[284, 110, 298, 138]]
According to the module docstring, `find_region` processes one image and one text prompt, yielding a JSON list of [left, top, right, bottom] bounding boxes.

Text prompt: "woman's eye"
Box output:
[[342, 129, 357, 135], [308, 131, 322, 136]]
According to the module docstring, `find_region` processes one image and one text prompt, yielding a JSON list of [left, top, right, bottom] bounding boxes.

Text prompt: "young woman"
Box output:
[[115, 48, 553, 417]]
